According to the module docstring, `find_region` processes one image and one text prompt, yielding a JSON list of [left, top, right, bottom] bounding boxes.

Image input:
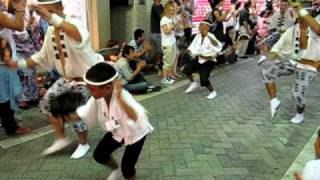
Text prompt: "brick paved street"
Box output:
[[0, 58, 319, 180]]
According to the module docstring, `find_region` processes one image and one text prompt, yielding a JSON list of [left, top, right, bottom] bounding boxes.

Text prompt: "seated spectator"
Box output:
[[114, 45, 161, 94], [237, 0, 252, 58], [222, 26, 238, 64], [294, 129, 320, 180], [128, 29, 152, 70]]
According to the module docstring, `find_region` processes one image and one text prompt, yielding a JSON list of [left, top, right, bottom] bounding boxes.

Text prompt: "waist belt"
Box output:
[[296, 63, 318, 72], [289, 60, 318, 72]]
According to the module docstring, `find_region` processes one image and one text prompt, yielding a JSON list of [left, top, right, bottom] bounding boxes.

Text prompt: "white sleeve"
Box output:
[[65, 17, 90, 49], [120, 90, 148, 122], [187, 34, 199, 57], [207, 33, 223, 52], [270, 27, 293, 58], [128, 40, 136, 47], [269, 13, 277, 30], [31, 31, 55, 72], [160, 17, 170, 27], [76, 97, 97, 130], [303, 161, 320, 180], [0, 29, 17, 59]]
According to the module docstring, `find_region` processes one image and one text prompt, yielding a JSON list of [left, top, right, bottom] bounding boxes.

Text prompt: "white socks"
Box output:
[[107, 168, 121, 180], [258, 55, 267, 65], [207, 91, 218, 100], [185, 82, 200, 93], [290, 113, 304, 124], [42, 138, 72, 155], [270, 98, 281, 119], [42, 139, 90, 159], [71, 143, 90, 159]]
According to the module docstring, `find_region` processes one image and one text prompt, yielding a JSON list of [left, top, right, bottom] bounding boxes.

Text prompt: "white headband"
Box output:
[[37, 0, 62, 5], [83, 71, 119, 86], [200, 21, 212, 27]]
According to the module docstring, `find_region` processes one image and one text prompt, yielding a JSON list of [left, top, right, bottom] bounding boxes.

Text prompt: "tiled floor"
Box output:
[[282, 127, 319, 180], [0, 57, 319, 179]]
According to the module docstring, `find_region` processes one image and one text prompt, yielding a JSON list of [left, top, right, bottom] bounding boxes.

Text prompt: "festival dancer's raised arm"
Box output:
[[289, 0, 320, 35], [31, 4, 82, 42], [0, 1, 25, 31]]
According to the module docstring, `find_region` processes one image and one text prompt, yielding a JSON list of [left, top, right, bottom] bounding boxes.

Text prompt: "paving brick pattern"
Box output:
[[0, 58, 319, 180]]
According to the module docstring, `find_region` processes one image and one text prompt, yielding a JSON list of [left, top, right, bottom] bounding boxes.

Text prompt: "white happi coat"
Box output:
[[31, 15, 103, 78], [77, 89, 154, 145], [187, 32, 223, 64], [271, 24, 320, 62], [269, 9, 295, 32]]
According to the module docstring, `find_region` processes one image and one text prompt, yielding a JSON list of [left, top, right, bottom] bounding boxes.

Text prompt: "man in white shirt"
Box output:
[[182, 20, 223, 100], [261, 1, 320, 123], [72, 62, 152, 180], [6, 0, 103, 159]]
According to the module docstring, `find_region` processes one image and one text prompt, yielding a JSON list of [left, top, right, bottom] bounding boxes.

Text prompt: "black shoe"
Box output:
[[147, 85, 161, 93], [238, 56, 248, 58]]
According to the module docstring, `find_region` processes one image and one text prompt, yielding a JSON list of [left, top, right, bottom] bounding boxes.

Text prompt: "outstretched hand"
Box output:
[[30, 4, 52, 21], [293, 171, 304, 180], [4, 58, 18, 69], [1, 39, 17, 69], [288, 0, 303, 10]]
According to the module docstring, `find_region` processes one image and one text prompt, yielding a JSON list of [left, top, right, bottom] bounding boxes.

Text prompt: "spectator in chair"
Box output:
[[222, 26, 238, 64], [114, 45, 161, 94], [237, 0, 252, 58]]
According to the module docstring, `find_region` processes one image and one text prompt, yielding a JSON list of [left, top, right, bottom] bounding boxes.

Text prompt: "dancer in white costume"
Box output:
[[261, 1, 320, 123], [6, 0, 103, 159], [182, 20, 223, 100], [55, 62, 153, 180]]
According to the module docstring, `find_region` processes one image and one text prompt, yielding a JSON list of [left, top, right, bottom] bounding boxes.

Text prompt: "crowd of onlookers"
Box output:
[[0, 0, 60, 110], [2, 0, 297, 99], [103, 0, 286, 94]]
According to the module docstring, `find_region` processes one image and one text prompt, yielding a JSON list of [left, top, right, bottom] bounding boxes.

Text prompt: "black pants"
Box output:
[[0, 101, 18, 135], [93, 133, 146, 178], [125, 74, 149, 94], [184, 28, 192, 45], [182, 60, 215, 86], [129, 60, 138, 71], [216, 55, 226, 65]]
